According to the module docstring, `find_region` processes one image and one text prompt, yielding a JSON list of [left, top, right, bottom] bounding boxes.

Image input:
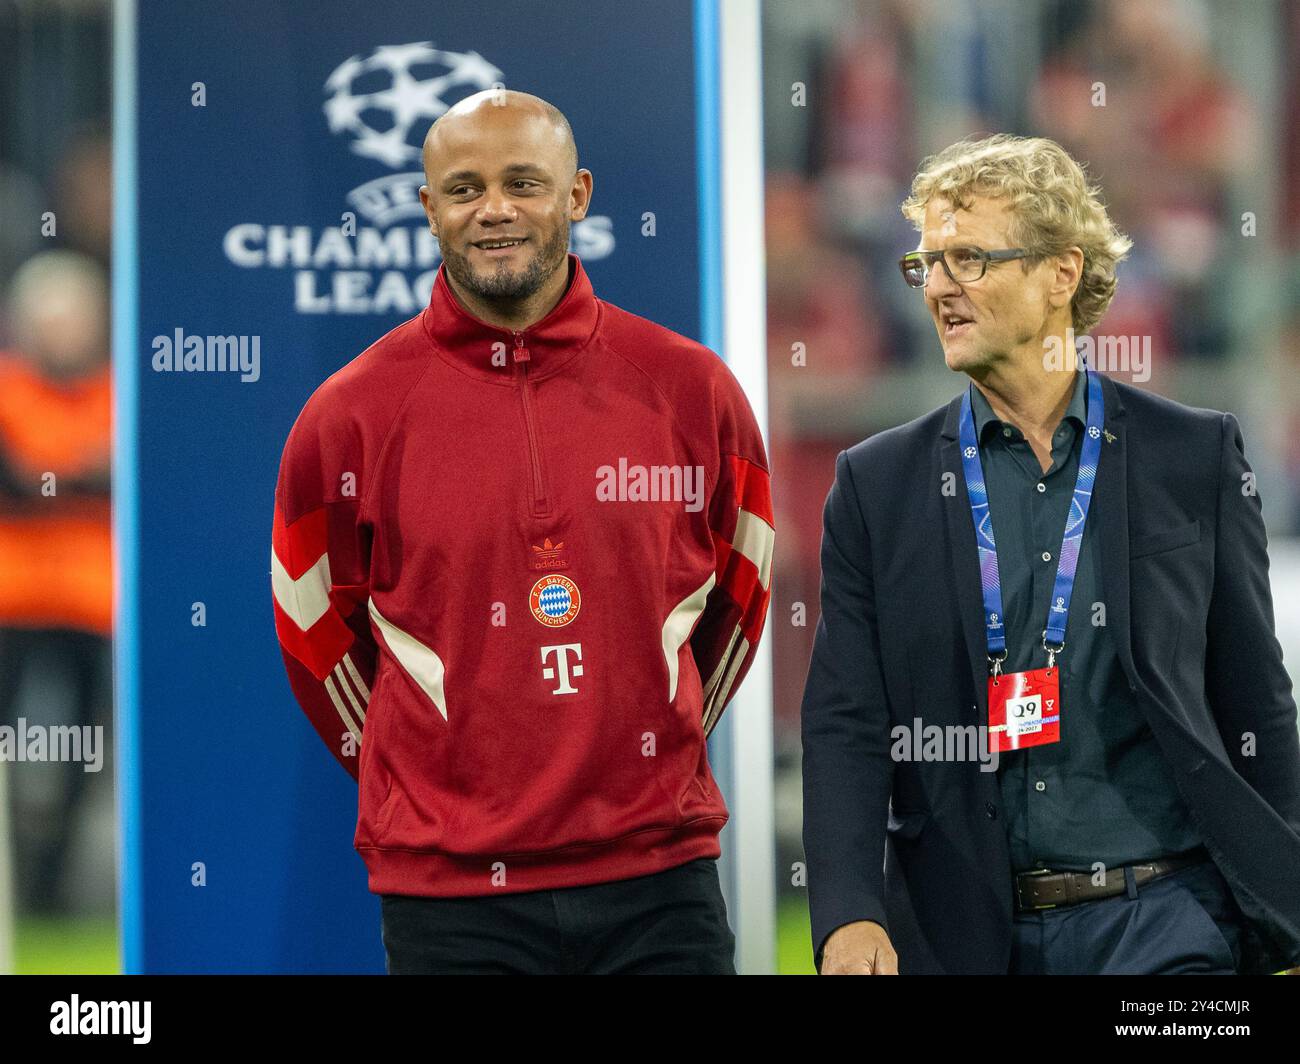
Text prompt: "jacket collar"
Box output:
[[969, 367, 1088, 445], [940, 365, 1127, 439], [421, 252, 601, 384]]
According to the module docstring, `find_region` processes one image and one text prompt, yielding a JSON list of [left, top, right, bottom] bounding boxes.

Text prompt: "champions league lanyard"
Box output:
[[958, 368, 1104, 752]]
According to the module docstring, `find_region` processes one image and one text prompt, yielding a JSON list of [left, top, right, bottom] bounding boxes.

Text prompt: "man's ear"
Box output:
[[419, 185, 439, 237], [569, 169, 593, 222], [1052, 246, 1084, 308]]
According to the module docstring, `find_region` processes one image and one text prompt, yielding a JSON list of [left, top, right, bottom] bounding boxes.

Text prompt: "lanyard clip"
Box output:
[[988, 651, 1007, 678], [1041, 632, 1065, 669]]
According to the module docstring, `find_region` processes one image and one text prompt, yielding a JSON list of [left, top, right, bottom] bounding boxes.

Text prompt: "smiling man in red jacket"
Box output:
[[270, 89, 773, 974]]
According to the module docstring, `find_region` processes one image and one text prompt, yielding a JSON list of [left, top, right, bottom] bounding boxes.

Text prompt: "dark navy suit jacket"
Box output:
[[800, 372, 1300, 974]]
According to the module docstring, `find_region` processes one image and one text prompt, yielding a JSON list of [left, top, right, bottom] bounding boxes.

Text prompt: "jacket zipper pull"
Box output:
[[512, 331, 530, 364]]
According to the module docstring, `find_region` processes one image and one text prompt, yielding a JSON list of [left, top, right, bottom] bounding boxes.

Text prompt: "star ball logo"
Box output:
[[530, 575, 581, 628], [324, 43, 501, 169], [222, 42, 614, 316]]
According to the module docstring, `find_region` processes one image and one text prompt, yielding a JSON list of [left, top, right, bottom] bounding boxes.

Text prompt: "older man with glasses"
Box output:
[[800, 133, 1300, 975]]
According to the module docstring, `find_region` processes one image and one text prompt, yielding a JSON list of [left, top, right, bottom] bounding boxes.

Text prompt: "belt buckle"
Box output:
[[1017, 867, 1058, 912]]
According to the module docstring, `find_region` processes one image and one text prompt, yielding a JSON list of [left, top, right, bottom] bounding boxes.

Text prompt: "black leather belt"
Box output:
[[1014, 847, 1209, 912]]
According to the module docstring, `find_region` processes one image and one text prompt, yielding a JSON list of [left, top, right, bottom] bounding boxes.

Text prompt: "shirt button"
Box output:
[[1036, 482, 1046, 493], [1002, 426, 1013, 437], [1041, 551, 1052, 562], [1035, 780, 1046, 792]]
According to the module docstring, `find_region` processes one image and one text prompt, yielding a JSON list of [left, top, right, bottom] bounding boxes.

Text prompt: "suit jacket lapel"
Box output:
[[1093, 373, 1138, 689], [939, 394, 990, 726]]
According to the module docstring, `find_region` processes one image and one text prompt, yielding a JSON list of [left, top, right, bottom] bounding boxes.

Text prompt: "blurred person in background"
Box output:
[[0, 249, 112, 914], [1031, 0, 1254, 364], [51, 130, 112, 272]]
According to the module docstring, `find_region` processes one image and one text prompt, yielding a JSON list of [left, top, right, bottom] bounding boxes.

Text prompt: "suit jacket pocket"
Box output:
[[1131, 519, 1200, 559]]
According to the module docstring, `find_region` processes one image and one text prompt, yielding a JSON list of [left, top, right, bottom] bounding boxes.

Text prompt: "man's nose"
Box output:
[[476, 186, 518, 223], [924, 257, 961, 300]]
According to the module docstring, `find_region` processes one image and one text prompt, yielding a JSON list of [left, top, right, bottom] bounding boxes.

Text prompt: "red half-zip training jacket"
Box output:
[[271, 253, 773, 896]]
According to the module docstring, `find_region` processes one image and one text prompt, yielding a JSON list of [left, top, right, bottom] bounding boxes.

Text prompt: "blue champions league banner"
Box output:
[[115, 0, 716, 972]]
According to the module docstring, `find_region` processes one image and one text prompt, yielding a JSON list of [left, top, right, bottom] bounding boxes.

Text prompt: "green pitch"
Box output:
[[15, 916, 119, 974]]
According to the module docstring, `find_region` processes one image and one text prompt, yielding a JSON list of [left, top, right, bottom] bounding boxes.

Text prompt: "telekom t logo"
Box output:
[[540, 643, 583, 695]]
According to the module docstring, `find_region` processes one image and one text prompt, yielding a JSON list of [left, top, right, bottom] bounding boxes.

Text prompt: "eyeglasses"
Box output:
[[898, 246, 1034, 288]]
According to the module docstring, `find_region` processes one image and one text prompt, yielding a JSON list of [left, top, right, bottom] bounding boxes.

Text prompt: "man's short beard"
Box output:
[[441, 224, 570, 303]]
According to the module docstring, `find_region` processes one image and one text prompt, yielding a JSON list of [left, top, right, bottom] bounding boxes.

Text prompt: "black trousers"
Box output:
[[380, 857, 736, 974], [0, 626, 111, 913]]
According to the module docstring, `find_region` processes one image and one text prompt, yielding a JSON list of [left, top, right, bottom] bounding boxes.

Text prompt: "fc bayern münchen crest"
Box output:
[[529, 575, 581, 627]]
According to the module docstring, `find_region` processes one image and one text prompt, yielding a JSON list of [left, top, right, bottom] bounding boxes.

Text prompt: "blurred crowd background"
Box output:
[[0, 0, 114, 970], [1, 0, 1298, 973], [763, 0, 1300, 969]]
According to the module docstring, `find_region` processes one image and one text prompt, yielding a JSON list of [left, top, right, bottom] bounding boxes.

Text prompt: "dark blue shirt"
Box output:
[[970, 369, 1202, 873]]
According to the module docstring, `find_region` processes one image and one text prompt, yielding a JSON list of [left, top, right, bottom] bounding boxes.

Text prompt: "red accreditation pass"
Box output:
[[987, 667, 1060, 753]]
